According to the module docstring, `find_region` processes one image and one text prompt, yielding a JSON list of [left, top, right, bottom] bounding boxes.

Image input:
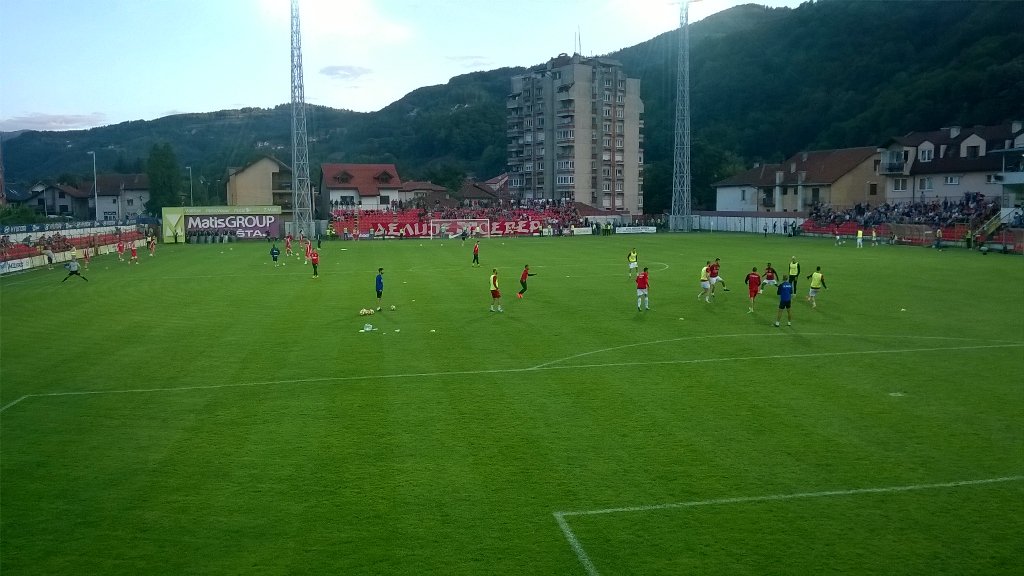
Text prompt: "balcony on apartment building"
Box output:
[[879, 161, 906, 174]]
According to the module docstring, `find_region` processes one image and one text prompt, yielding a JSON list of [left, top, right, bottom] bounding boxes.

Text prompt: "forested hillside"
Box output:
[[4, 0, 1022, 211]]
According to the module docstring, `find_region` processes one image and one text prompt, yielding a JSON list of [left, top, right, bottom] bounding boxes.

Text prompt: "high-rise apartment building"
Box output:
[[507, 53, 645, 213]]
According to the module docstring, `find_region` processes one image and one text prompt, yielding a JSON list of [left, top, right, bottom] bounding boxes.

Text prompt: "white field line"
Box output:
[[0, 395, 29, 412], [554, 475, 1024, 576], [530, 333, 1022, 369], [1, 342, 1021, 414]]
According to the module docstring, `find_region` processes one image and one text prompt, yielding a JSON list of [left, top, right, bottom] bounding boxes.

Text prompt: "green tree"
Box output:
[[145, 143, 181, 215]]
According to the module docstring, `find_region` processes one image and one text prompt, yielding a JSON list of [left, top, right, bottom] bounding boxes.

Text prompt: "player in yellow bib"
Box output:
[[697, 261, 711, 303], [805, 266, 827, 308], [627, 248, 639, 277]]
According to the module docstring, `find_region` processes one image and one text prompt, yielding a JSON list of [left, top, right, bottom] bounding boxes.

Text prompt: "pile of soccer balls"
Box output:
[[359, 308, 375, 316]]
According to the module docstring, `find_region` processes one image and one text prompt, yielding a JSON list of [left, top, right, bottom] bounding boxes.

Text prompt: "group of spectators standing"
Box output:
[[808, 194, 1002, 229]]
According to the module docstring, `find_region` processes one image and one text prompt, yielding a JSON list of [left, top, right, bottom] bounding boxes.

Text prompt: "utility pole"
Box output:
[[670, 0, 697, 231], [290, 0, 314, 238]]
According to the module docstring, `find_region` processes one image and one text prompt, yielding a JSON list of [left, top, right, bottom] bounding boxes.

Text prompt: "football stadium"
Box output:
[[2, 226, 1022, 575]]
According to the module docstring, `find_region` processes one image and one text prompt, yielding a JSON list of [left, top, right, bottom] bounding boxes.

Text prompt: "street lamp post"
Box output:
[[186, 166, 194, 206], [87, 151, 99, 221]]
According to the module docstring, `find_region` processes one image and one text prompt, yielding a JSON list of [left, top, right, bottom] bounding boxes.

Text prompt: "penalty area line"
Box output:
[[554, 475, 1024, 576]]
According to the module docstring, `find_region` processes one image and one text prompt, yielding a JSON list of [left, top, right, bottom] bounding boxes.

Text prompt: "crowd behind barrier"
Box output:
[[330, 200, 591, 235], [1, 227, 148, 262]]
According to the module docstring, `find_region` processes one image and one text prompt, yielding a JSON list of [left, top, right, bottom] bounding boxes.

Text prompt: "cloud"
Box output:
[[0, 112, 108, 132], [320, 65, 373, 81], [445, 55, 493, 70]]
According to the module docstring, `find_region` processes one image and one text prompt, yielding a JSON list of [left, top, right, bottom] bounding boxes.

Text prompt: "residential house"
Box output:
[[226, 156, 294, 215], [878, 121, 1024, 205], [712, 163, 782, 212], [714, 147, 881, 213], [319, 163, 402, 213], [81, 174, 151, 220], [457, 180, 506, 207], [21, 182, 92, 219], [398, 181, 448, 206]]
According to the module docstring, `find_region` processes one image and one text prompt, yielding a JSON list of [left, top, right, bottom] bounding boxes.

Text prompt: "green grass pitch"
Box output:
[[2, 233, 1022, 575]]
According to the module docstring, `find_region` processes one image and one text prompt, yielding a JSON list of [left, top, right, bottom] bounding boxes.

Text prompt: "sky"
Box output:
[[0, 0, 805, 132]]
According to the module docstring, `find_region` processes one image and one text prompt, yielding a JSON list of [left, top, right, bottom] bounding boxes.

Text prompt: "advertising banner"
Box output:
[[615, 226, 657, 234], [163, 206, 282, 242], [571, 227, 593, 235], [0, 219, 140, 235], [185, 214, 281, 238], [0, 257, 32, 276], [349, 219, 544, 238]]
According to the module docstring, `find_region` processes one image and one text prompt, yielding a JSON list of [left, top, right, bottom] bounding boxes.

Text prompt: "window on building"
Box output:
[[379, 195, 390, 205], [811, 187, 820, 203], [894, 178, 908, 192], [615, 137, 623, 148], [615, 167, 623, 178], [616, 108, 624, 119], [869, 183, 878, 195], [524, 162, 533, 172], [615, 181, 623, 192], [603, 107, 611, 118], [944, 176, 960, 185], [604, 78, 611, 87], [919, 148, 933, 162], [617, 80, 625, 90], [127, 198, 134, 206], [741, 189, 746, 201], [616, 121, 624, 133], [603, 121, 611, 133], [616, 94, 624, 104], [986, 174, 1000, 184], [601, 167, 610, 177], [919, 177, 933, 190], [966, 145, 980, 158], [602, 181, 611, 192], [58, 191, 66, 198], [602, 137, 611, 147]]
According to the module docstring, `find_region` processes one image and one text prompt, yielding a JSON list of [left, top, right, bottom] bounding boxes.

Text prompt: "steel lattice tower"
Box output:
[[669, 0, 693, 231], [290, 0, 314, 238]]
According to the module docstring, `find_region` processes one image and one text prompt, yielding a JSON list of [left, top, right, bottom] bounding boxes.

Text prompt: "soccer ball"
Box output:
[[390, 305, 396, 311]]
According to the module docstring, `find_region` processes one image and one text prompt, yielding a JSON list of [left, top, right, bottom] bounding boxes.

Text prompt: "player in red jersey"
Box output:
[[744, 267, 762, 313], [304, 239, 313, 264], [472, 241, 480, 267], [285, 234, 293, 256], [517, 264, 536, 299], [129, 242, 139, 264], [761, 263, 778, 294], [635, 266, 650, 311], [81, 245, 91, 270], [708, 257, 729, 296], [116, 240, 126, 261], [148, 235, 156, 256], [310, 250, 320, 278]]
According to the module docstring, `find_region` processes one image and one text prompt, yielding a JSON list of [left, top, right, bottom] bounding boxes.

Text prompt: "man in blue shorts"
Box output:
[[774, 275, 793, 327]]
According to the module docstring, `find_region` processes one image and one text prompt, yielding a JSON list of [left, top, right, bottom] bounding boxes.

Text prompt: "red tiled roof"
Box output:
[[457, 181, 499, 200], [777, 147, 877, 185], [713, 164, 783, 187], [320, 163, 402, 197], [399, 180, 446, 192]]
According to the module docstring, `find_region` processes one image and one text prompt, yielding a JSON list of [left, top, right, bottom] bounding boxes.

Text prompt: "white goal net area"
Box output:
[[429, 219, 491, 239]]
